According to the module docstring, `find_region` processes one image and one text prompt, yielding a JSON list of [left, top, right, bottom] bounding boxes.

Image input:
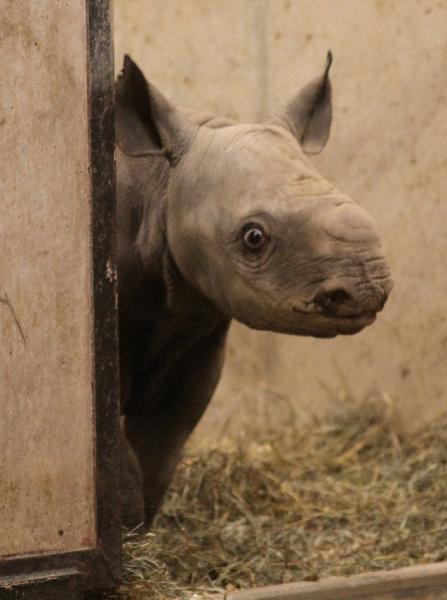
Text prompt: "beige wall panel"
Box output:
[[113, 0, 263, 121], [253, 0, 447, 432], [113, 0, 447, 439], [0, 1, 95, 554]]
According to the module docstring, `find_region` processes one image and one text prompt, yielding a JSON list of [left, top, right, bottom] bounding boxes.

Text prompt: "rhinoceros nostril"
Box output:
[[325, 288, 351, 305], [314, 286, 353, 316]]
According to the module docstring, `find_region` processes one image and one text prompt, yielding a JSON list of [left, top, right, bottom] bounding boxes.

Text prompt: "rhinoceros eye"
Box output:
[[243, 226, 267, 252]]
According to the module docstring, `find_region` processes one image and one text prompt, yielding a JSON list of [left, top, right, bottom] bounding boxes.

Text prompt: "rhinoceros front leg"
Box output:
[[124, 321, 229, 530], [118, 426, 145, 531]]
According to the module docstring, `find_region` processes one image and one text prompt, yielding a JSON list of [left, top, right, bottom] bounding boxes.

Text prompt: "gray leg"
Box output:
[[125, 322, 228, 529], [118, 426, 145, 531]]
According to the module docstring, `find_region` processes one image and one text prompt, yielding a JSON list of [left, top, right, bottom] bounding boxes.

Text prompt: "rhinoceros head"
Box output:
[[116, 55, 393, 337]]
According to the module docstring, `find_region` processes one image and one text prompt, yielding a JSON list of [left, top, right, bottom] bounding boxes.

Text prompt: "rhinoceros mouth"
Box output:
[[331, 311, 377, 333], [286, 304, 378, 337], [292, 302, 376, 322], [332, 310, 377, 326], [242, 307, 377, 338], [319, 311, 378, 336]]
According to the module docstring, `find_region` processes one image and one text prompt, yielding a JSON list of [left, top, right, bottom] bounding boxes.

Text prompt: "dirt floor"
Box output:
[[88, 397, 447, 599]]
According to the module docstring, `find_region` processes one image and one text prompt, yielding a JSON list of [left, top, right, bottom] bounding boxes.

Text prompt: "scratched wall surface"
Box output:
[[0, 2, 95, 554], [113, 0, 447, 438]]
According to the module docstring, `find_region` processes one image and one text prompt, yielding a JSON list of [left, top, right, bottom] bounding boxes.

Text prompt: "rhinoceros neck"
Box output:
[[117, 146, 229, 413], [161, 248, 225, 322], [116, 147, 225, 327]]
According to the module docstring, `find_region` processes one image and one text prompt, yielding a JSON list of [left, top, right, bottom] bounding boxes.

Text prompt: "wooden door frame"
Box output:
[[0, 1, 120, 597]]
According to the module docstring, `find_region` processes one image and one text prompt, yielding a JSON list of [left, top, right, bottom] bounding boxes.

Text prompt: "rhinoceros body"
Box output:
[[116, 55, 393, 529]]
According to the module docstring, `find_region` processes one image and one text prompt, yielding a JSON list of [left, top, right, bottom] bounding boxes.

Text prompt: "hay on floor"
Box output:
[[90, 399, 447, 599]]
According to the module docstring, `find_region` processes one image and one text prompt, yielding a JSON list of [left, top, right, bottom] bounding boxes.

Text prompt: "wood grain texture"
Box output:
[[226, 563, 447, 600], [0, 0, 95, 556]]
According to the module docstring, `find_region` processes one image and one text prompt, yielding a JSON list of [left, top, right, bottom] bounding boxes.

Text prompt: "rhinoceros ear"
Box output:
[[270, 51, 333, 154], [115, 55, 196, 165]]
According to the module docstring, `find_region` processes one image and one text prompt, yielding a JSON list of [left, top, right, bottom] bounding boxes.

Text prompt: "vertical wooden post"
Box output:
[[0, 0, 120, 596]]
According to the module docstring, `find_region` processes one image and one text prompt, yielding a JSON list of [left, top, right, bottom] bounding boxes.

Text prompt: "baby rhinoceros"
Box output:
[[116, 54, 393, 530]]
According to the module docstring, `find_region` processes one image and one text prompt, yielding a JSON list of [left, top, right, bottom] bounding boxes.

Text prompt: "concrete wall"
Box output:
[[0, 1, 95, 555], [114, 0, 447, 438]]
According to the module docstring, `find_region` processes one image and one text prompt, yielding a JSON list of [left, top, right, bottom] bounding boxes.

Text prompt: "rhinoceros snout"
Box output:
[[313, 277, 392, 319]]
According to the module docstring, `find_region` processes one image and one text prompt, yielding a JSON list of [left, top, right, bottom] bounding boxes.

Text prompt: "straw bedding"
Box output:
[[89, 398, 447, 599]]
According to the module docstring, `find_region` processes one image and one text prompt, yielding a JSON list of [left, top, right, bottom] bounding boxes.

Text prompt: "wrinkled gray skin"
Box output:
[[116, 54, 393, 530]]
